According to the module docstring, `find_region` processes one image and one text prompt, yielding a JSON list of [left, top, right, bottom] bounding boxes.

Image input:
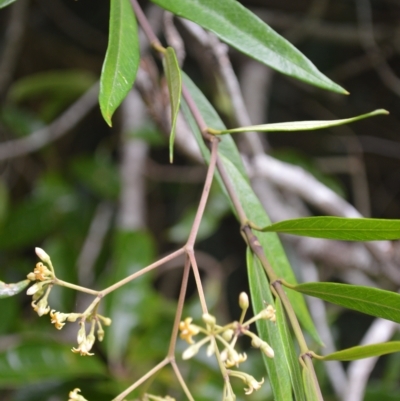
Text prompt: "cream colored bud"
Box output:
[[67, 313, 81, 322], [202, 313, 216, 326], [97, 327, 105, 342], [77, 323, 86, 344], [239, 292, 249, 310], [182, 343, 201, 360], [85, 333, 96, 352], [222, 329, 234, 342], [35, 247, 50, 264], [27, 283, 41, 295], [251, 336, 262, 348], [100, 317, 112, 326], [260, 341, 274, 358], [27, 272, 36, 281]]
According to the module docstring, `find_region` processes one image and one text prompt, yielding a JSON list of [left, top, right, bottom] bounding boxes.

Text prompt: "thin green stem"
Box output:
[[186, 137, 218, 246], [168, 255, 191, 357], [101, 248, 185, 296], [215, 156, 248, 225], [130, 0, 165, 52], [53, 278, 99, 296], [112, 358, 169, 401], [171, 359, 196, 401], [188, 251, 208, 314], [242, 226, 278, 282]]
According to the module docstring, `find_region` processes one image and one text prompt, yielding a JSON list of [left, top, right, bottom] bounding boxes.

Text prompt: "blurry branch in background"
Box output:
[[0, 0, 29, 98], [38, 0, 107, 53], [77, 201, 114, 287], [356, 0, 400, 97], [254, 7, 395, 46], [0, 83, 99, 160]]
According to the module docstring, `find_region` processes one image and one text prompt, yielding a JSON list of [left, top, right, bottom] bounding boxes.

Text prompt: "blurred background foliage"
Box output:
[[1, 0, 400, 400]]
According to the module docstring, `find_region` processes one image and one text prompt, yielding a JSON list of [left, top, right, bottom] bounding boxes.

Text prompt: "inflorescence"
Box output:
[[179, 292, 276, 398]]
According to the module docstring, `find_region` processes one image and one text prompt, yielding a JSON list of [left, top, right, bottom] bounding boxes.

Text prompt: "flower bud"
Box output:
[[222, 329, 234, 342], [260, 341, 274, 358], [77, 323, 86, 344], [182, 342, 201, 360], [251, 336, 262, 348], [35, 247, 51, 264], [239, 292, 249, 310], [202, 313, 216, 326], [27, 283, 41, 295]]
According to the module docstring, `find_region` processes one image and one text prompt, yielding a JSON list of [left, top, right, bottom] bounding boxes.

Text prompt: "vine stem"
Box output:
[[112, 358, 169, 401], [101, 247, 185, 296], [53, 278, 99, 296]]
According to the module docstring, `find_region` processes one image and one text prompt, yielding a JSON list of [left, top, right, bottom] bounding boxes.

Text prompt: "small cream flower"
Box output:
[[31, 293, 51, 316], [179, 317, 200, 344], [228, 371, 264, 395], [50, 310, 69, 330], [71, 340, 94, 356], [32, 262, 52, 281], [259, 304, 276, 322], [68, 388, 88, 401], [244, 376, 264, 395]]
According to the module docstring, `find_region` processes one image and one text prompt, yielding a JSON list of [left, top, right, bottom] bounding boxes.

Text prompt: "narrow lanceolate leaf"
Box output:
[[247, 249, 293, 401], [163, 47, 182, 163], [290, 282, 400, 324], [259, 216, 400, 241], [151, 0, 346, 94], [316, 341, 400, 361], [275, 298, 306, 401], [213, 109, 388, 135], [0, 0, 16, 9], [0, 279, 30, 298], [99, 0, 139, 126]]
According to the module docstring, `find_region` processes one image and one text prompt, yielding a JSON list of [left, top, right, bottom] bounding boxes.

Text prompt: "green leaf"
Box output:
[[99, 0, 139, 126], [182, 73, 321, 344], [290, 282, 400, 323], [259, 216, 400, 241], [0, 341, 106, 387], [275, 297, 306, 401], [0, 279, 30, 298], [151, 0, 346, 93], [0, 0, 16, 9], [247, 249, 293, 401], [163, 47, 182, 163], [214, 109, 388, 134], [317, 341, 400, 361]]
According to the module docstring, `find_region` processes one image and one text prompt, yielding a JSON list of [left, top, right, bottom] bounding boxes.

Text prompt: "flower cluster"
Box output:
[[27, 247, 112, 357], [179, 292, 276, 398], [26, 248, 55, 317], [71, 315, 111, 356]]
